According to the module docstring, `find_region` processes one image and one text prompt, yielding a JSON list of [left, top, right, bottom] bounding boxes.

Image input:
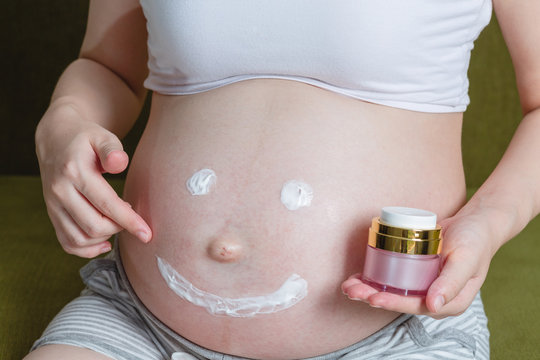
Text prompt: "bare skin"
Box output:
[[27, 0, 540, 358]]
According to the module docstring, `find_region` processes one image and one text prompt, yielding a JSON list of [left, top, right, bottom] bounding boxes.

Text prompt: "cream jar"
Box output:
[[362, 207, 442, 296]]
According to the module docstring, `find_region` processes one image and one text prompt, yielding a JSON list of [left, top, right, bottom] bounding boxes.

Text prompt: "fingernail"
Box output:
[[347, 295, 367, 303], [99, 244, 112, 254], [434, 295, 445, 312], [369, 303, 383, 309], [136, 231, 151, 243]]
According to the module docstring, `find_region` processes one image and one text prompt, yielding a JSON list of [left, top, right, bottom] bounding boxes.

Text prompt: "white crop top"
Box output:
[[139, 0, 492, 113]]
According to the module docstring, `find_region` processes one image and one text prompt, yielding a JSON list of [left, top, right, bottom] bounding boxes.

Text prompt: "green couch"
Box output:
[[2, 6, 539, 360]]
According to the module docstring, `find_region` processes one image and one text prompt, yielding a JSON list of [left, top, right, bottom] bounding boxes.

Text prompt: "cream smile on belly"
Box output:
[[156, 256, 308, 317], [162, 168, 313, 316]]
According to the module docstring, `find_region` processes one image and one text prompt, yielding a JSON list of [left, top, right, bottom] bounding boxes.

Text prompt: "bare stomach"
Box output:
[[119, 79, 466, 359]]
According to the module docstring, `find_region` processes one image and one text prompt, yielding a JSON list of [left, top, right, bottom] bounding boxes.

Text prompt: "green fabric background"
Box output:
[[1, 2, 539, 360]]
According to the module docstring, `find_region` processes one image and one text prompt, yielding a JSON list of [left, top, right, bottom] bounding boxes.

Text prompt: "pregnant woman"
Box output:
[[27, 1, 540, 359]]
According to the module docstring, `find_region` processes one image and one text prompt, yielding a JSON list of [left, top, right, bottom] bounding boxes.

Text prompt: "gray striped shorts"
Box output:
[[31, 247, 490, 360]]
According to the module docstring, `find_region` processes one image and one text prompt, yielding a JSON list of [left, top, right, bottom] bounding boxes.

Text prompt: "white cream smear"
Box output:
[[186, 168, 216, 195], [156, 256, 308, 317], [280, 180, 314, 211]]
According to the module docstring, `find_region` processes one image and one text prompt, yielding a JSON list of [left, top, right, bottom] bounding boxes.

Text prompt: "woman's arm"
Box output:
[[342, 1, 540, 317], [36, 0, 152, 258]]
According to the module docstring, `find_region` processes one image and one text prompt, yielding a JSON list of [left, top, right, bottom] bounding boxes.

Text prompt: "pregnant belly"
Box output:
[[118, 79, 466, 359]]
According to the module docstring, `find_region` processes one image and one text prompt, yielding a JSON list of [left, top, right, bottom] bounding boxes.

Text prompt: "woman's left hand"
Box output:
[[341, 207, 499, 319]]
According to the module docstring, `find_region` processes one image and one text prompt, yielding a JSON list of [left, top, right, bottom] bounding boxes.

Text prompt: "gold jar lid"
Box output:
[[368, 217, 442, 255]]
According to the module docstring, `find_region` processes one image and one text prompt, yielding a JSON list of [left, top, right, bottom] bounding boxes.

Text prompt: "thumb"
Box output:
[[93, 133, 129, 174], [426, 242, 477, 314]]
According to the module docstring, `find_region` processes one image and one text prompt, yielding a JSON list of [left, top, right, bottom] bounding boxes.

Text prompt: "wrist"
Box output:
[[458, 185, 532, 252], [36, 103, 81, 151]]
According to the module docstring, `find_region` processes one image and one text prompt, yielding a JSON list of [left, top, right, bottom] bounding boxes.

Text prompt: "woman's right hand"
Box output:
[[36, 105, 152, 258]]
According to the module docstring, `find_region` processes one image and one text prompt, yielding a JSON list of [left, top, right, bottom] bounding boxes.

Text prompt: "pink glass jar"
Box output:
[[362, 207, 442, 296]]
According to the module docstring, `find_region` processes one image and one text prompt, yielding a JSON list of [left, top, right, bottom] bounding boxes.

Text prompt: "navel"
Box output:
[[207, 238, 244, 263]]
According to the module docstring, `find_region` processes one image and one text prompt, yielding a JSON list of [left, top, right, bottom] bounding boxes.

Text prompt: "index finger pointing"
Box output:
[[76, 175, 152, 243]]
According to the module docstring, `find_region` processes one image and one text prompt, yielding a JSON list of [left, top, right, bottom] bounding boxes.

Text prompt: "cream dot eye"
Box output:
[[280, 180, 314, 211], [186, 169, 216, 195]]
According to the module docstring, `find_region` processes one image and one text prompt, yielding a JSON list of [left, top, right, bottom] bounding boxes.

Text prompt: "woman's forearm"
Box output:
[[34, 56, 152, 256], [462, 107, 540, 251], [38, 57, 146, 140]]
